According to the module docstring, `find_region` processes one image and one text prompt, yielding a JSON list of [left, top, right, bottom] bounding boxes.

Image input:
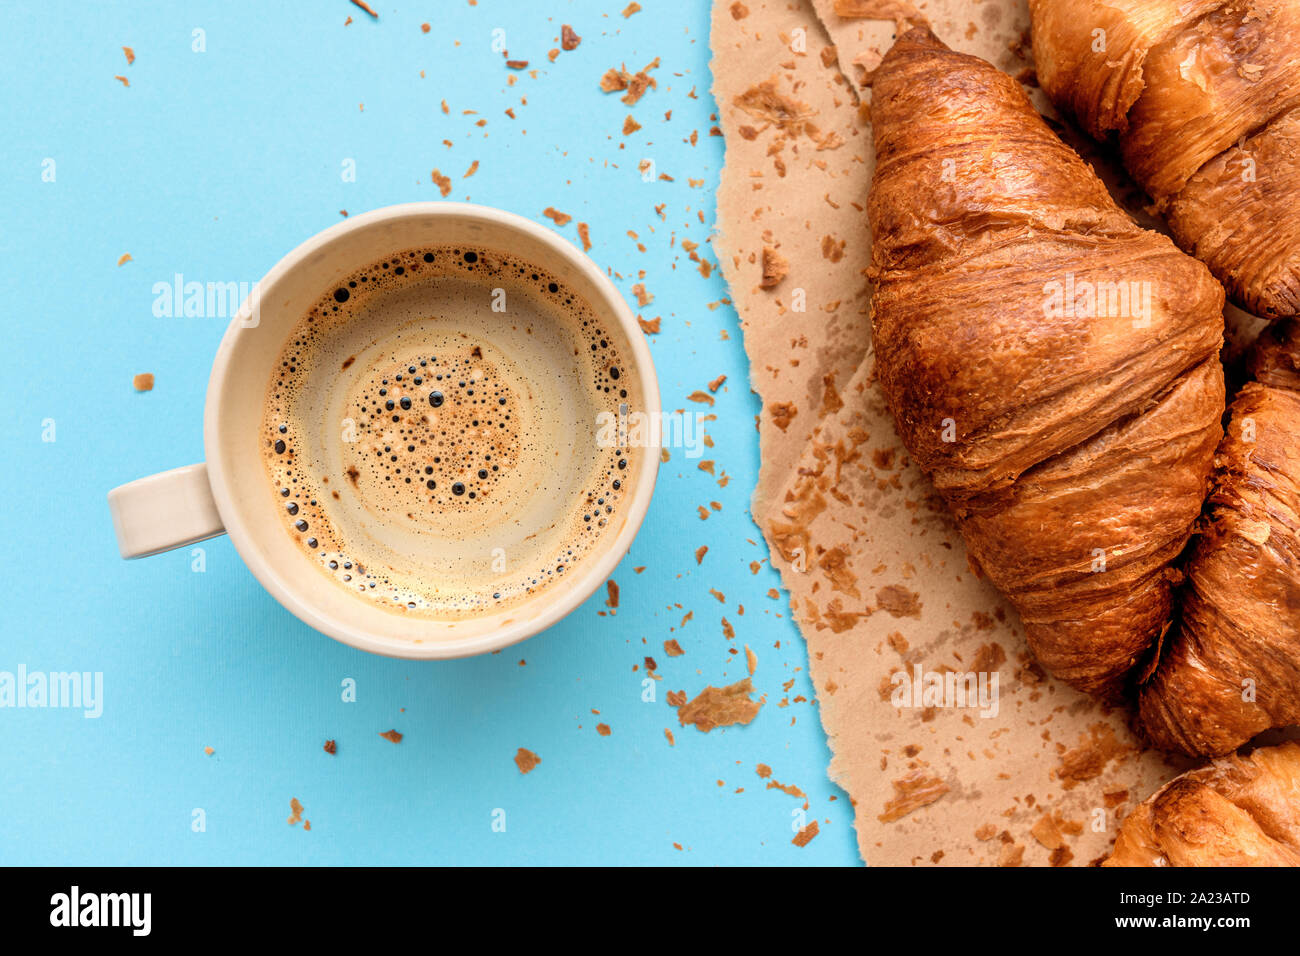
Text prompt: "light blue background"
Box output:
[[0, 0, 856, 865]]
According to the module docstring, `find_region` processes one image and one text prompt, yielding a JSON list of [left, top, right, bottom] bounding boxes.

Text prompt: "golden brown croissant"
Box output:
[[1248, 317, 1300, 392], [1029, 0, 1300, 320], [1140, 320, 1300, 756], [867, 27, 1226, 696], [1105, 740, 1300, 866]]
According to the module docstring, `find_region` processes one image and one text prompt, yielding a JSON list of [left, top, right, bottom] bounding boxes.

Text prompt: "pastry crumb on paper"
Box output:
[[711, 0, 1180, 865], [878, 771, 949, 823], [759, 247, 787, 288]]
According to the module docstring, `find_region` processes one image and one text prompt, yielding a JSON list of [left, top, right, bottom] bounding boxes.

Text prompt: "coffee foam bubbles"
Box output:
[[261, 246, 637, 619]]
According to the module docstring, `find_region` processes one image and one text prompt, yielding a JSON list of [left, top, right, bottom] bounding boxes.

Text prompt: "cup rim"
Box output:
[[203, 201, 661, 659]]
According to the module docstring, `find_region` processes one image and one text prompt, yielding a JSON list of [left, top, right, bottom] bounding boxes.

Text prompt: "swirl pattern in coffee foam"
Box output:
[[261, 245, 638, 620]]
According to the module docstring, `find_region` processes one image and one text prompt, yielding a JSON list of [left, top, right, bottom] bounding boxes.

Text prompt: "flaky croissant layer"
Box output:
[[1105, 741, 1300, 866], [1030, 0, 1300, 320], [1140, 320, 1300, 756], [867, 27, 1225, 696]]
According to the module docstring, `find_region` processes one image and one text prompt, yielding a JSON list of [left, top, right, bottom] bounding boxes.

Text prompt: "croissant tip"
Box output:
[[893, 24, 945, 52]]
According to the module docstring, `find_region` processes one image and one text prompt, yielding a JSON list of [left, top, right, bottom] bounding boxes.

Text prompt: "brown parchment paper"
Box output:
[[709, 0, 1249, 866]]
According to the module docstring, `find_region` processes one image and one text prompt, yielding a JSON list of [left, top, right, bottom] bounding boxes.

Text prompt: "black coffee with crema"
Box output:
[[261, 246, 637, 619]]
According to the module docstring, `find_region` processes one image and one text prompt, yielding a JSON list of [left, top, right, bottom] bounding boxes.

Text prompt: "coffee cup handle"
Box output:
[[107, 463, 226, 559]]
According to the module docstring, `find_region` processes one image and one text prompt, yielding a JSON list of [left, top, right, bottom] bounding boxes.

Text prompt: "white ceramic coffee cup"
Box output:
[[108, 202, 660, 659]]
